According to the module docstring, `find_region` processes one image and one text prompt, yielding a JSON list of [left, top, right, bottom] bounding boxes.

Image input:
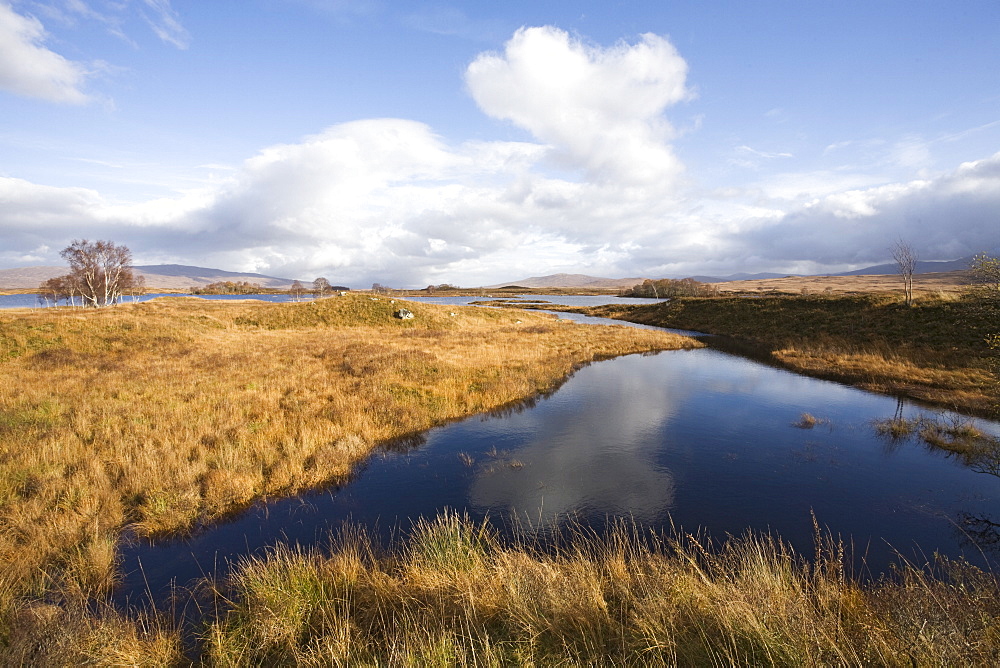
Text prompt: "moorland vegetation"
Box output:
[[3, 254, 1000, 664], [589, 293, 997, 416], [585, 257, 1000, 418], [195, 511, 1000, 666], [0, 293, 697, 663]]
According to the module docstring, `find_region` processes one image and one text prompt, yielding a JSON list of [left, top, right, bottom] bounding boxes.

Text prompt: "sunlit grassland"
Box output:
[[590, 293, 1000, 417], [11, 512, 1000, 665], [0, 294, 698, 651], [5, 296, 1000, 665], [205, 513, 1000, 665]]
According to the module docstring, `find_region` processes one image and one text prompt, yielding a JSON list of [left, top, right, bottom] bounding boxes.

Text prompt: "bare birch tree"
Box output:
[[59, 239, 135, 307], [892, 240, 918, 305], [971, 253, 1000, 293], [313, 277, 332, 298]]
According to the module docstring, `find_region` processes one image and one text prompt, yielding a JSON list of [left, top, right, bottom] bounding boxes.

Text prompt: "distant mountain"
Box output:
[[832, 256, 975, 276], [690, 257, 978, 282], [0, 263, 300, 290], [0, 266, 68, 289], [135, 264, 288, 280], [489, 257, 978, 290], [492, 271, 802, 288], [484, 273, 645, 289], [132, 264, 297, 289]]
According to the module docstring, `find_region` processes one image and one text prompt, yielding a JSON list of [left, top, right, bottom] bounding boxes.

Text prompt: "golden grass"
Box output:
[[590, 293, 999, 417], [772, 347, 996, 411], [194, 512, 1000, 666], [714, 270, 972, 296], [0, 294, 698, 656]]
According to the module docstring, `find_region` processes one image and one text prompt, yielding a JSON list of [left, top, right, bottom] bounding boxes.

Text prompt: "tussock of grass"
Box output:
[[198, 512, 1000, 666], [874, 415, 1000, 474], [0, 294, 698, 658], [794, 412, 828, 429], [3, 600, 181, 666]]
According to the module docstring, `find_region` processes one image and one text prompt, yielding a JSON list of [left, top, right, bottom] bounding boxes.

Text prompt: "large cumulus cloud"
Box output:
[[466, 26, 690, 186], [731, 153, 1000, 270]]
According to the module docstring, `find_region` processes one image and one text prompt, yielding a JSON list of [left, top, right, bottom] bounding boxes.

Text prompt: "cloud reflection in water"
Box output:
[[468, 352, 684, 527]]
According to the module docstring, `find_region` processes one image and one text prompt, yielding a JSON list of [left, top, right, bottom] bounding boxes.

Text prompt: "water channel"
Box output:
[[113, 296, 1000, 608]]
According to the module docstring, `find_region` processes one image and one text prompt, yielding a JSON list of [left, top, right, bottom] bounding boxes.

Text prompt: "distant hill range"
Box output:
[[0, 255, 981, 291], [132, 265, 298, 290], [0, 264, 300, 290], [485, 273, 645, 290], [495, 256, 978, 288], [831, 256, 976, 277]]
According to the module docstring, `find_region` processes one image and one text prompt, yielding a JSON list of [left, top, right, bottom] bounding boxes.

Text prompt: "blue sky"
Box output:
[[2, 0, 999, 286]]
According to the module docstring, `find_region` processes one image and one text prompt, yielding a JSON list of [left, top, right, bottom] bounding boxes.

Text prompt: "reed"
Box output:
[[0, 294, 698, 658]]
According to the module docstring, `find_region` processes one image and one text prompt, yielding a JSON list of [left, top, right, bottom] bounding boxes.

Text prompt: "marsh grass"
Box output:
[[794, 413, 829, 429], [200, 511, 1000, 666], [873, 414, 1000, 477], [592, 293, 1000, 417], [0, 294, 698, 660]]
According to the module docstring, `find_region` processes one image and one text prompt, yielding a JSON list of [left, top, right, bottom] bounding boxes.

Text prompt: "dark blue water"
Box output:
[[118, 345, 1000, 606]]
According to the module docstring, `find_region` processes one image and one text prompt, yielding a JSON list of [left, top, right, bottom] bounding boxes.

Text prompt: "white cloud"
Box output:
[[139, 0, 189, 49], [730, 152, 1000, 268], [2, 24, 998, 285], [889, 135, 932, 170], [0, 1, 90, 103], [5, 134, 998, 285], [465, 26, 690, 185], [737, 145, 793, 160]]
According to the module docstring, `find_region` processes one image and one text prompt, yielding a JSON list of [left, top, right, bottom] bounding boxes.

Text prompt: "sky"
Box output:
[[1, 0, 999, 287]]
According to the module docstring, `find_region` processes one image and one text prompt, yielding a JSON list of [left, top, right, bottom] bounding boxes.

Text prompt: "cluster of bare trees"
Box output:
[[620, 278, 719, 299], [39, 240, 141, 308], [423, 283, 459, 293], [289, 277, 340, 300], [191, 280, 267, 295], [312, 277, 334, 296]]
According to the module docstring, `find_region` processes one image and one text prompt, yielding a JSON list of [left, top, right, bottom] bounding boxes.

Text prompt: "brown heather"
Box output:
[[0, 294, 698, 660]]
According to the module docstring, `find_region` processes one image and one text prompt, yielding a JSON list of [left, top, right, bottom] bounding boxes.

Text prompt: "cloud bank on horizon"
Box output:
[[1, 1, 998, 287]]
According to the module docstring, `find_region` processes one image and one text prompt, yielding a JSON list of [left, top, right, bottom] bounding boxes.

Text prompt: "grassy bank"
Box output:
[[205, 514, 1000, 666], [587, 293, 999, 417], [18, 512, 1000, 665], [0, 294, 697, 657]]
